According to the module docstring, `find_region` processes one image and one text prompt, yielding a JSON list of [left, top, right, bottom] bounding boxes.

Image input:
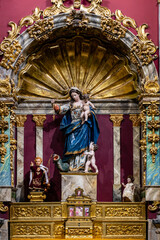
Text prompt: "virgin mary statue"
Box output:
[[52, 87, 100, 172]]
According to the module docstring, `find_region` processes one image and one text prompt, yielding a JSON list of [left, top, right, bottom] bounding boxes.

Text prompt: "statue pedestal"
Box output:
[[61, 172, 97, 201], [27, 191, 46, 202]]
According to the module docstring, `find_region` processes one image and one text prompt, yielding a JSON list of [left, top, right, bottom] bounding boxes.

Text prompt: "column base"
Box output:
[[0, 187, 12, 202]]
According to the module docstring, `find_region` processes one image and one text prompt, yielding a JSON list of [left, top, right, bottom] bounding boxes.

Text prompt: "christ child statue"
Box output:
[[84, 142, 98, 173], [29, 157, 49, 191], [122, 175, 135, 202], [81, 94, 95, 124]]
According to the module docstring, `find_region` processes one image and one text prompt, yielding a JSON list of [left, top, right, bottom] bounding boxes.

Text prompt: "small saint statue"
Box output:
[[122, 175, 135, 202], [29, 157, 49, 191]]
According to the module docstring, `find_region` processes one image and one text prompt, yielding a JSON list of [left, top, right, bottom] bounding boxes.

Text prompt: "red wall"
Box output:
[[0, 0, 158, 46], [23, 114, 133, 202]]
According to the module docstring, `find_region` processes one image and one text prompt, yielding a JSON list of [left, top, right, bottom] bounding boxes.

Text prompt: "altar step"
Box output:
[[10, 202, 146, 239]]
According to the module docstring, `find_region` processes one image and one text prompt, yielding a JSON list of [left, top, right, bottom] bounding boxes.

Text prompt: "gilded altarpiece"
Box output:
[[0, 0, 160, 239]]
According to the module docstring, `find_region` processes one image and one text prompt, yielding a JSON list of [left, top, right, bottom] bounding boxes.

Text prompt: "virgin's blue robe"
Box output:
[[60, 106, 99, 163]]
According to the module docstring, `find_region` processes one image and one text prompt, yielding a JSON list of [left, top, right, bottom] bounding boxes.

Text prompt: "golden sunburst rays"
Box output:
[[18, 37, 139, 99]]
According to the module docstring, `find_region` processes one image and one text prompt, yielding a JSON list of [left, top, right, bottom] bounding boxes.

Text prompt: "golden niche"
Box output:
[[18, 36, 139, 100]]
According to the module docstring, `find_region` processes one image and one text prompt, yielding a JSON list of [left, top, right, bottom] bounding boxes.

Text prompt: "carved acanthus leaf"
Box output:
[[0, 7, 42, 70], [115, 10, 137, 29]]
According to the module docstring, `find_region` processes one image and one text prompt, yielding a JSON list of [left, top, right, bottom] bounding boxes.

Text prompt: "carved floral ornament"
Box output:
[[0, 0, 158, 86]]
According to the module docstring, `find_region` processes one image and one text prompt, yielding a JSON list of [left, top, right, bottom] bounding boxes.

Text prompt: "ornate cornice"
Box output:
[[110, 114, 123, 127], [16, 115, 27, 127], [129, 114, 141, 127], [32, 115, 46, 127]]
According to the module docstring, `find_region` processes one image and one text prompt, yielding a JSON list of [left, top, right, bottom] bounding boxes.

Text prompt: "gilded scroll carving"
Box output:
[[80, 0, 111, 17], [101, 17, 126, 41], [0, 76, 11, 96], [66, 10, 89, 29], [148, 201, 160, 211], [27, 18, 54, 41], [43, 0, 73, 17], [53, 206, 62, 217], [143, 76, 160, 94], [147, 102, 160, 163], [0, 102, 9, 163], [96, 207, 102, 217], [93, 223, 102, 237], [139, 110, 147, 185], [0, 202, 8, 212], [105, 207, 142, 217], [106, 224, 143, 236], [54, 224, 64, 236], [115, 10, 137, 29], [130, 25, 158, 67], [0, 7, 42, 70], [0, 40, 22, 70], [67, 228, 91, 235], [13, 206, 51, 218], [14, 225, 51, 235]]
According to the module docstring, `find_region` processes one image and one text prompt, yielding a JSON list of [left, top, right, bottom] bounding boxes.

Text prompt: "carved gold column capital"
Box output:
[[16, 115, 27, 127], [129, 114, 141, 127], [110, 114, 123, 127], [32, 115, 46, 127]]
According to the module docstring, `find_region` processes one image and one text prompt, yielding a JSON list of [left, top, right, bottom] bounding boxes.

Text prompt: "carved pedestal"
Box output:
[[27, 191, 46, 202], [61, 172, 97, 201]]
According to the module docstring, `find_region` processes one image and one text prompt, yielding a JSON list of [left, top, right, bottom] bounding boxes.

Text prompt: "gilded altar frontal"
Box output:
[[0, 0, 160, 240]]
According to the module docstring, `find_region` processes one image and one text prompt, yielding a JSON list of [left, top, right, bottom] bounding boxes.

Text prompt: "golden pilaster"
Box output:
[[32, 115, 46, 127], [110, 114, 123, 127]]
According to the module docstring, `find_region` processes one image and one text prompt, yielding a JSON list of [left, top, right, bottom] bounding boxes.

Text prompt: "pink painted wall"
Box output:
[[0, 0, 158, 69]]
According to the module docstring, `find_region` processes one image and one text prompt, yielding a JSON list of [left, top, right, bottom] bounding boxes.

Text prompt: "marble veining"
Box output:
[[36, 127, 43, 160], [61, 173, 97, 201], [133, 126, 140, 185], [113, 128, 121, 185]]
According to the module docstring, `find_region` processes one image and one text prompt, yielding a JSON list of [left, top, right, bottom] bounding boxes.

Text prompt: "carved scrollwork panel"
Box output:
[[13, 206, 51, 218], [106, 224, 144, 236], [13, 224, 51, 235], [105, 206, 142, 218], [53, 206, 62, 217]]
